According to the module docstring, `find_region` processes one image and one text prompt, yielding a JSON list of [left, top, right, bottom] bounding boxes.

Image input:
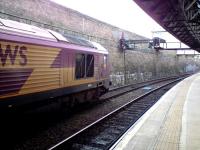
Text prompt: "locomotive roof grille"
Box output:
[[63, 34, 95, 48]]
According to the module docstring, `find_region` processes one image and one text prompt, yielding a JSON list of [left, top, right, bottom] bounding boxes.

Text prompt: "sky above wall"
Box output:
[[51, 0, 190, 48]]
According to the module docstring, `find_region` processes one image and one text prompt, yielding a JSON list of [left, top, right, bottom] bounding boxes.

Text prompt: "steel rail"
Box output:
[[102, 74, 190, 100], [49, 76, 186, 150]]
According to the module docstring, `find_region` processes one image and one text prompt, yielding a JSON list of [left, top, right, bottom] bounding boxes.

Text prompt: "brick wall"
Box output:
[[1, 0, 197, 86]]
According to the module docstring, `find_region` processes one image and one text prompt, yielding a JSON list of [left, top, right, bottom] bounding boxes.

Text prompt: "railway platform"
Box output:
[[111, 72, 200, 150]]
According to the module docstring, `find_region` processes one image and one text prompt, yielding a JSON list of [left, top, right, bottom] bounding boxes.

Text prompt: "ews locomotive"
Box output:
[[0, 18, 110, 111]]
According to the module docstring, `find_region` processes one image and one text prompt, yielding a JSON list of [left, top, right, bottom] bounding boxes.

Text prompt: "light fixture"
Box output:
[[197, 0, 200, 8]]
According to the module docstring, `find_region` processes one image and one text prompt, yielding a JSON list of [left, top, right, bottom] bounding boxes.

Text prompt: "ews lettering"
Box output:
[[0, 44, 27, 66]]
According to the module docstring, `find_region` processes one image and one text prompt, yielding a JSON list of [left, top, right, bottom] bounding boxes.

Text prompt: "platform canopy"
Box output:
[[134, 0, 200, 52]]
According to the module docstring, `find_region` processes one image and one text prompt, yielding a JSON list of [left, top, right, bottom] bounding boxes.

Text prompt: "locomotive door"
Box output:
[[102, 55, 108, 78], [99, 54, 108, 79], [62, 51, 73, 87], [94, 55, 99, 80]]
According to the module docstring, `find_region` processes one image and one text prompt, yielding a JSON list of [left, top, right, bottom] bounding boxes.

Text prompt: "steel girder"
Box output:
[[134, 0, 200, 52]]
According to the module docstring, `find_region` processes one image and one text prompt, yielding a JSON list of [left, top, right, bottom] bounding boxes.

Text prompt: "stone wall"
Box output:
[[0, 0, 150, 65], [0, 0, 199, 86]]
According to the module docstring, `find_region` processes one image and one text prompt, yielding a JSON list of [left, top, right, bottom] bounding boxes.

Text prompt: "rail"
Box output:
[[49, 77, 185, 150]]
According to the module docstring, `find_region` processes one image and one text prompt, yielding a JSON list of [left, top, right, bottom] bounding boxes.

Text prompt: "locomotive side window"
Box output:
[[75, 54, 85, 79], [75, 53, 94, 79], [86, 54, 94, 77]]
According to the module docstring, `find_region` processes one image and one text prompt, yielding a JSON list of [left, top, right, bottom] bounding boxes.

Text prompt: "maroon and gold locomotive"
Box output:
[[0, 18, 110, 110]]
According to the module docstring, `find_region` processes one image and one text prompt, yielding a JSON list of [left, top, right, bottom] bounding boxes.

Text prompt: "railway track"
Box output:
[[101, 74, 190, 100], [48, 77, 184, 150], [2, 75, 189, 150]]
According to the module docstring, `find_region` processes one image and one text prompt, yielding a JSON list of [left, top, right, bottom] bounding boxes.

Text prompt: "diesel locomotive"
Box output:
[[0, 18, 110, 111]]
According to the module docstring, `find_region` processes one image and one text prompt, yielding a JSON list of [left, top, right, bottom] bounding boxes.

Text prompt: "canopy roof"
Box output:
[[134, 0, 200, 52]]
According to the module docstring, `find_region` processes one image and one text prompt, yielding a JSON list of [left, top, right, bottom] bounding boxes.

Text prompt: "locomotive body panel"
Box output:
[[0, 40, 61, 99]]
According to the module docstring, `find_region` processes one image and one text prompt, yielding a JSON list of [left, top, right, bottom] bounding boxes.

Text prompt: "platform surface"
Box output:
[[112, 73, 200, 150]]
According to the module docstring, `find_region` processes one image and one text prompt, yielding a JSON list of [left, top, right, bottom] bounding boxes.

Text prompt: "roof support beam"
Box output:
[[185, 0, 197, 11], [191, 10, 200, 20]]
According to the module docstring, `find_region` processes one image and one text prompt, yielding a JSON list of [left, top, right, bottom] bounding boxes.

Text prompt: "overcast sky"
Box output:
[[51, 0, 164, 38], [51, 0, 189, 48]]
